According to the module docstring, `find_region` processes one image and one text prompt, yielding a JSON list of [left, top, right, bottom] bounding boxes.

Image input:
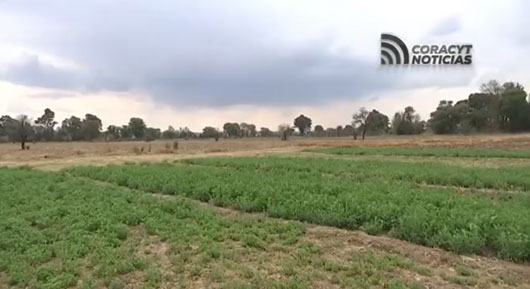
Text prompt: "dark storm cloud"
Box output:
[[0, 0, 475, 107], [1, 54, 80, 90], [1, 54, 129, 92], [137, 43, 397, 106]]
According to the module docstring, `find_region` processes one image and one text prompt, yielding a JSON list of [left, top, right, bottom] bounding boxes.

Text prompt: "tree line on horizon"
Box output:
[[0, 80, 529, 149]]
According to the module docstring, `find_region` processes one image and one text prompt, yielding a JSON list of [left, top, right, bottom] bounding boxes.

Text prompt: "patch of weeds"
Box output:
[[280, 262, 296, 277], [143, 267, 163, 288], [108, 278, 125, 289], [205, 246, 223, 260], [442, 273, 478, 286], [455, 264, 476, 277], [189, 265, 203, 278], [115, 225, 129, 241], [209, 266, 226, 283], [242, 234, 266, 250]]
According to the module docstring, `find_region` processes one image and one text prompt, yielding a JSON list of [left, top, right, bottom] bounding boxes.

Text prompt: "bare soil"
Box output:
[[3, 133, 530, 170]]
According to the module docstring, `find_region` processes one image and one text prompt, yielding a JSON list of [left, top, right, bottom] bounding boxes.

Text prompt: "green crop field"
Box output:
[[68, 157, 530, 262], [2, 147, 530, 288], [308, 146, 530, 159], [1, 168, 429, 289]]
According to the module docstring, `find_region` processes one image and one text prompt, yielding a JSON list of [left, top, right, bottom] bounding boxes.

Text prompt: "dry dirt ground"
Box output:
[[1, 134, 530, 288], [2, 133, 530, 170]]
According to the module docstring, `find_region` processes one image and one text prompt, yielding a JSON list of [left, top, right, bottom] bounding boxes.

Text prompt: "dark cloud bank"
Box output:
[[0, 0, 475, 107]]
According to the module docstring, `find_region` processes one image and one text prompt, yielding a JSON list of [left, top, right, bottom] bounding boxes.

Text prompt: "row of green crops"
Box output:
[[308, 146, 530, 159], [0, 168, 305, 288], [69, 157, 530, 262], [182, 156, 530, 192]]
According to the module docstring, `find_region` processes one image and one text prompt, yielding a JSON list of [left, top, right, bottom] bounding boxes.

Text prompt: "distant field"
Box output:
[[309, 146, 530, 159], [2, 136, 530, 288], [2, 133, 530, 166]]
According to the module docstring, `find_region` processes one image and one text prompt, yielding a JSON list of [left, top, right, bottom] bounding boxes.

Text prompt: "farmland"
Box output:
[[1, 135, 530, 288], [69, 156, 530, 261], [308, 146, 530, 159]]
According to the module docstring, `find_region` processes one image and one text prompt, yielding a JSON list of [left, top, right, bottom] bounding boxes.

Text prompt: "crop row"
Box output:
[[182, 156, 530, 192], [308, 146, 530, 159], [69, 158, 530, 261]]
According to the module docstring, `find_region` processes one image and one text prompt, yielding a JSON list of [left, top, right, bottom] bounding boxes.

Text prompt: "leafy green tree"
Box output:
[[472, 80, 528, 132], [178, 127, 194, 139], [223, 122, 241, 137], [34, 108, 57, 141], [429, 101, 469, 134], [144, 127, 161, 141], [336, 125, 343, 137], [313, 125, 324, 137], [120, 125, 132, 139], [427, 80, 529, 134], [342, 125, 354, 137], [259, 127, 273, 137], [468, 93, 500, 132], [293, 114, 312, 135], [61, 116, 83, 141], [0, 115, 10, 137], [499, 84, 528, 132], [105, 125, 121, 140], [353, 108, 389, 139], [366, 110, 389, 135], [81, 114, 102, 141], [326, 127, 337, 137], [392, 106, 424, 135], [162, 126, 177, 139], [391, 112, 402, 135], [202, 126, 220, 139], [240, 123, 257, 137], [129, 117, 147, 139]]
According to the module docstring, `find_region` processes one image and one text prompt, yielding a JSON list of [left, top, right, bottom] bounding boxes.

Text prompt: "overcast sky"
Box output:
[[0, 0, 529, 130]]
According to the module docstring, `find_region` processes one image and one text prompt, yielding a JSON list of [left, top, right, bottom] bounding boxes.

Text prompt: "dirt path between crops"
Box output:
[[79, 176, 530, 289], [8, 145, 530, 171], [3, 133, 530, 171], [1, 146, 305, 171], [300, 151, 530, 168]]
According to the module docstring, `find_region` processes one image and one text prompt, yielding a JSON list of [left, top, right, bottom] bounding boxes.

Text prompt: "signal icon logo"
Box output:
[[381, 34, 410, 65]]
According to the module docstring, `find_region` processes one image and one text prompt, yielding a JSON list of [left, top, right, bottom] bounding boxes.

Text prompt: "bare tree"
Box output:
[[278, 124, 293, 141], [479, 80, 503, 95], [5, 115, 34, 150], [352, 108, 369, 140]]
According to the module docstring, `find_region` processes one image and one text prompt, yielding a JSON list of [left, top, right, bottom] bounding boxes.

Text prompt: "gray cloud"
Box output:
[[0, 1, 481, 107], [1, 54, 80, 90]]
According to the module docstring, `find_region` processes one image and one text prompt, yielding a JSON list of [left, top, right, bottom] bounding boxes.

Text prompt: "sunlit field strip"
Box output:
[[307, 147, 530, 159]]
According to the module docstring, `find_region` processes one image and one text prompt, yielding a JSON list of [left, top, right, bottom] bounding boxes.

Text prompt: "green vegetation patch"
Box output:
[[69, 156, 530, 262], [0, 168, 306, 288], [308, 146, 530, 159], [0, 167, 434, 289]]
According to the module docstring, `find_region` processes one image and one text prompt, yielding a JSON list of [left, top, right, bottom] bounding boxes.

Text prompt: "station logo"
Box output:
[[381, 33, 472, 65]]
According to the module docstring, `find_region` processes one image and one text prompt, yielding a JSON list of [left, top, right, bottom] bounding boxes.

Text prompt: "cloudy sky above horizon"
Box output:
[[0, 0, 529, 130]]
